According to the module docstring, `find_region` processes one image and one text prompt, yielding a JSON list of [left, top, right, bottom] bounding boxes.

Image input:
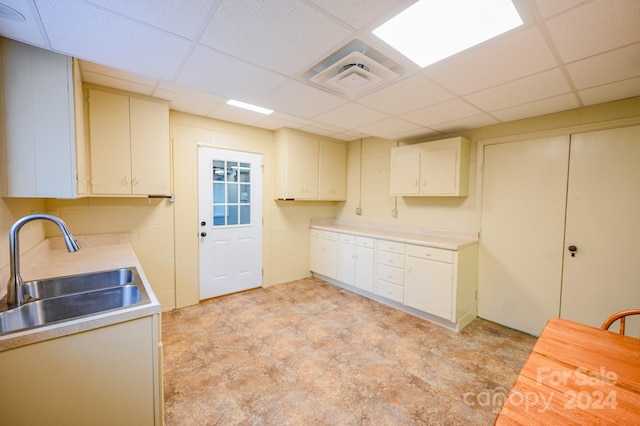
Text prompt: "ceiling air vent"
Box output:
[[307, 48, 400, 99]]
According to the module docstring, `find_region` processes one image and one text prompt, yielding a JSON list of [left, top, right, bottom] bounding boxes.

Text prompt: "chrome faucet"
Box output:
[[7, 214, 80, 307]]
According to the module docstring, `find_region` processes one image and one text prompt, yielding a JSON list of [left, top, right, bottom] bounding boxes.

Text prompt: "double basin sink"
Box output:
[[0, 267, 150, 335]]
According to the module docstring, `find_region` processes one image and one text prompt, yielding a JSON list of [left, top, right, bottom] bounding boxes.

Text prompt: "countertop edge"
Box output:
[[309, 222, 478, 250]]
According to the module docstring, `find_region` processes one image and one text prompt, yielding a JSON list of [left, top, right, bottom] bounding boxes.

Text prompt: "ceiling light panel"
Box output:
[[373, 0, 523, 67]]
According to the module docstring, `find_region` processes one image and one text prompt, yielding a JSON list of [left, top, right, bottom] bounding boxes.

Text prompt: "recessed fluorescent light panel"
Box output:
[[227, 99, 273, 115], [373, 0, 523, 67]]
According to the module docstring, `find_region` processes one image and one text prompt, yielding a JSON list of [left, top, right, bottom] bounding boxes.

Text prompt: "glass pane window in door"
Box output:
[[227, 205, 239, 225], [211, 158, 252, 227]]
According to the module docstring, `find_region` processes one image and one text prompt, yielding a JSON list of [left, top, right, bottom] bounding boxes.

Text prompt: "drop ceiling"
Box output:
[[1, 0, 639, 141]]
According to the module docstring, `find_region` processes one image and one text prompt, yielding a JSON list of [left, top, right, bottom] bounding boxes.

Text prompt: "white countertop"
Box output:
[[310, 219, 478, 250], [0, 234, 162, 351]]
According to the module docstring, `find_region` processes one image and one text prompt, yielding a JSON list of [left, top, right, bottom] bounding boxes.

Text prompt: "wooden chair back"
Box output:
[[601, 309, 640, 336]]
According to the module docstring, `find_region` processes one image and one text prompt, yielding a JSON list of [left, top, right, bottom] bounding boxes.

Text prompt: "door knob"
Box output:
[[201, 221, 206, 226], [200, 232, 207, 237], [568, 245, 577, 257]]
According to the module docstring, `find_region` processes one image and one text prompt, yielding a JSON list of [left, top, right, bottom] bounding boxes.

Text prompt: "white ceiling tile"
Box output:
[[465, 68, 571, 111], [534, 0, 588, 18], [81, 70, 156, 96], [80, 60, 159, 86], [578, 77, 640, 106], [153, 85, 224, 117], [490, 93, 579, 122], [257, 80, 348, 118], [400, 99, 482, 127], [206, 103, 266, 126], [566, 43, 640, 89], [86, 0, 218, 39], [178, 45, 288, 102], [425, 26, 558, 96], [546, 0, 640, 62], [300, 122, 346, 136], [199, 0, 351, 76], [310, 0, 406, 29], [0, 0, 48, 48], [356, 74, 453, 115], [430, 114, 499, 133], [356, 117, 422, 139], [313, 102, 390, 129], [34, 0, 191, 81]]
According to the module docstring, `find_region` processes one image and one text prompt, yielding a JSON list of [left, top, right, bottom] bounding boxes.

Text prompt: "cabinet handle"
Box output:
[[132, 177, 138, 186], [121, 176, 129, 185]]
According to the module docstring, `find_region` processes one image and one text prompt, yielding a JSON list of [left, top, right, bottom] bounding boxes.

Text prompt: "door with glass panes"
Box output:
[[198, 146, 262, 299]]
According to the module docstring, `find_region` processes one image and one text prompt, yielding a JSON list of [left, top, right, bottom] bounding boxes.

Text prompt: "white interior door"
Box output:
[[198, 147, 262, 299], [478, 136, 570, 336], [560, 125, 640, 331]]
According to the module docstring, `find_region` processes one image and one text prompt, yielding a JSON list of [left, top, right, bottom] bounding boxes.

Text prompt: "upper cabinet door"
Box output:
[[129, 97, 170, 195], [88, 89, 132, 194], [318, 139, 347, 200], [1, 38, 84, 198], [390, 137, 470, 197], [88, 88, 170, 196]]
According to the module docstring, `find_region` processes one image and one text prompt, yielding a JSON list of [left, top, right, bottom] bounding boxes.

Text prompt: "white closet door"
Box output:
[[478, 136, 570, 336], [560, 125, 640, 331]]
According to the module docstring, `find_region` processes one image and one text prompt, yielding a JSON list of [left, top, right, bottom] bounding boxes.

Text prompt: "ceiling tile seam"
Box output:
[[163, 1, 226, 87], [528, 0, 585, 108], [302, 0, 359, 31], [31, 0, 53, 50]]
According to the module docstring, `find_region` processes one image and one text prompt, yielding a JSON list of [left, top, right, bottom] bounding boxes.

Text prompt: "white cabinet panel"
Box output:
[[88, 88, 170, 196], [405, 255, 454, 321], [1, 39, 86, 198], [309, 230, 337, 279], [390, 137, 470, 197], [275, 128, 346, 200]]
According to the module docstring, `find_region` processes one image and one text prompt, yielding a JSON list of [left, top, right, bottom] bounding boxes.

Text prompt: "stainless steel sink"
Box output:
[[23, 268, 135, 299], [0, 267, 151, 335]]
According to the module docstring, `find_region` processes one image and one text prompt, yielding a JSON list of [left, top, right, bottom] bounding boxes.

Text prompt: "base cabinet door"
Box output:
[[309, 230, 337, 279], [405, 256, 454, 321], [354, 245, 374, 293], [0, 316, 162, 425]]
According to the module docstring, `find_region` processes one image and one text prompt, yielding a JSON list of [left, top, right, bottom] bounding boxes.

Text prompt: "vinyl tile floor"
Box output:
[[162, 277, 536, 425]]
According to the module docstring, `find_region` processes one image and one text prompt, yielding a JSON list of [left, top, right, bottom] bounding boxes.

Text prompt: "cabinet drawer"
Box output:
[[310, 229, 337, 240], [378, 264, 404, 285], [376, 240, 405, 254], [356, 236, 375, 248], [405, 244, 454, 263], [338, 233, 355, 244], [377, 280, 403, 303], [377, 250, 405, 268]]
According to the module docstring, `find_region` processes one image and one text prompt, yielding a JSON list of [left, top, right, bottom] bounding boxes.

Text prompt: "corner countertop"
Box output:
[[0, 233, 162, 351], [310, 219, 478, 250]]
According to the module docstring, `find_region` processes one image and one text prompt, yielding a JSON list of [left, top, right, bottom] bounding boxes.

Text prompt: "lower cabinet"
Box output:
[[310, 229, 337, 279], [404, 245, 455, 321], [0, 315, 163, 426], [310, 228, 478, 331]]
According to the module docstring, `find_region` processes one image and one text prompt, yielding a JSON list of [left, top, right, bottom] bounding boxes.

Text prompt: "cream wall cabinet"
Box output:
[[318, 139, 347, 200], [309, 229, 337, 279], [0, 38, 87, 198], [390, 136, 470, 196], [275, 128, 346, 200], [0, 315, 163, 425], [88, 88, 170, 196]]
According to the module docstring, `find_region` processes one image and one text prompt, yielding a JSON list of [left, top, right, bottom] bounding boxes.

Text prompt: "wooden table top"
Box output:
[[495, 318, 640, 425]]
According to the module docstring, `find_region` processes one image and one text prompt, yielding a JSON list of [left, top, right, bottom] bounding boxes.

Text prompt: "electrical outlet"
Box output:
[[391, 208, 397, 218], [355, 207, 362, 215]]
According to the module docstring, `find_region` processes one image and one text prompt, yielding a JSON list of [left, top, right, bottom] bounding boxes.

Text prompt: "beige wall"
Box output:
[[336, 97, 640, 233], [170, 111, 336, 308], [43, 197, 176, 310], [1, 97, 638, 310]]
